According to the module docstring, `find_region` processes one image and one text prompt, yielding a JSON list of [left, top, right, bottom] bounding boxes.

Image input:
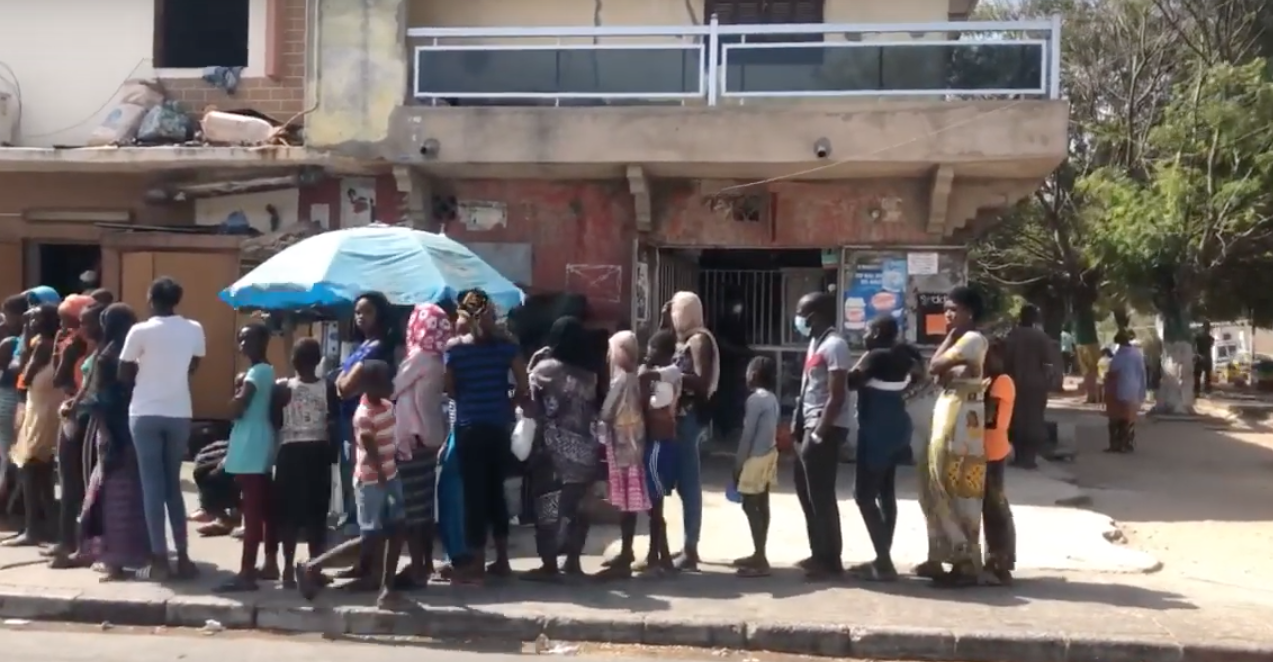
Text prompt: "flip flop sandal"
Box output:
[[736, 565, 771, 578]]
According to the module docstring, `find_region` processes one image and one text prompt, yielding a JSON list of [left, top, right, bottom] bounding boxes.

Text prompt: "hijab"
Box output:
[[15, 286, 61, 362], [394, 303, 453, 398], [608, 330, 639, 374], [405, 303, 452, 357], [545, 316, 591, 370], [58, 294, 93, 324], [669, 291, 720, 397]]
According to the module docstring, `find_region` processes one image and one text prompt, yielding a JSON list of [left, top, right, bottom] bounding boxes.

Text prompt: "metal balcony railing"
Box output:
[[407, 16, 1062, 106]]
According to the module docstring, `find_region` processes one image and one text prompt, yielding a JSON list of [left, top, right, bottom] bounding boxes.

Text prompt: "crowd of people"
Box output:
[[0, 274, 1152, 608]]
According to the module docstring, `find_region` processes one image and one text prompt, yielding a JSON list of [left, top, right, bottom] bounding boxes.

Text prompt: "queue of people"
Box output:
[[0, 277, 1028, 606]]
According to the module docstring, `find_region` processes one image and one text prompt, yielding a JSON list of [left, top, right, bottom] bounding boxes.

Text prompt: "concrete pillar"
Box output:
[[306, 0, 407, 154]]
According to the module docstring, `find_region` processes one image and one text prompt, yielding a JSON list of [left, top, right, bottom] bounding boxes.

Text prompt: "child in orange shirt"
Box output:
[[982, 338, 1016, 585]]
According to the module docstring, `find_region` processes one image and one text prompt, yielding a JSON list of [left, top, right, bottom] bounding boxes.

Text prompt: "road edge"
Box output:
[[2, 588, 1270, 662]]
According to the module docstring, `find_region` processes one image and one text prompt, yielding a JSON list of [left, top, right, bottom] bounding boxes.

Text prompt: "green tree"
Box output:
[[972, 0, 1179, 399], [1083, 60, 1273, 412]]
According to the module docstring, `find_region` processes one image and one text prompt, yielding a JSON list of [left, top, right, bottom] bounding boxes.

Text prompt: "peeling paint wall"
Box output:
[[654, 179, 942, 247], [302, 175, 635, 322], [307, 0, 407, 151]]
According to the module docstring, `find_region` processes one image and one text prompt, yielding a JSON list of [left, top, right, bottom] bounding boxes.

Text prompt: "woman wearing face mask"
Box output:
[[915, 285, 989, 588], [659, 292, 719, 571]]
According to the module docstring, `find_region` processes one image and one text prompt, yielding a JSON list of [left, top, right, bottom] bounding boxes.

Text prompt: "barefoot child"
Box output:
[[263, 338, 337, 588], [216, 323, 276, 593], [297, 359, 406, 609], [732, 356, 779, 577], [638, 330, 681, 574]]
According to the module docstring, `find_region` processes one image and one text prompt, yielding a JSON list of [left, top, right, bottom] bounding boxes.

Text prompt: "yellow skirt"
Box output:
[[737, 449, 779, 495]]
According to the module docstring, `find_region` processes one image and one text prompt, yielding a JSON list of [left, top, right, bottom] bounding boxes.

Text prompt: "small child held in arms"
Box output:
[[731, 356, 780, 578], [216, 323, 276, 593], [297, 359, 407, 609], [638, 330, 681, 575]]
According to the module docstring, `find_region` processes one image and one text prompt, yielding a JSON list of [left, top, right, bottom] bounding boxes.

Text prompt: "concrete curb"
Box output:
[[2, 588, 1270, 662]]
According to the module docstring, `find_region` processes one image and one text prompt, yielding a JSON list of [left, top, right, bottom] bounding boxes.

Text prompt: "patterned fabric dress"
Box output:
[[600, 371, 650, 513], [79, 359, 149, 569], [529, 358, 599, 554], [918, 331, 989, 573]]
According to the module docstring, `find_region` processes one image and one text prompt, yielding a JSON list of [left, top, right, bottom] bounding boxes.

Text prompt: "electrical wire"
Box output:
[[716, 98, 1031, 193], [0, 57, 149, 141]]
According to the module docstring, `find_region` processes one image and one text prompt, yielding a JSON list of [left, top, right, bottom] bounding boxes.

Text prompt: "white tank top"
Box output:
[[280, 378, 328, 444]]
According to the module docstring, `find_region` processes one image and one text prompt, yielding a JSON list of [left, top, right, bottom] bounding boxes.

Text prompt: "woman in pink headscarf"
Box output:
[[391, 301, 454, 588]]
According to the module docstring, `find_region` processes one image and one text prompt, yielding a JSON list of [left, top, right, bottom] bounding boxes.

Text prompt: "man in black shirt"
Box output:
[[1194, 322, 1214, 395]]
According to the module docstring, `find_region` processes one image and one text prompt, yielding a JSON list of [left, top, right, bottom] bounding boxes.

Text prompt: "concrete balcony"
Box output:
[[390, 19, 1066, 178]]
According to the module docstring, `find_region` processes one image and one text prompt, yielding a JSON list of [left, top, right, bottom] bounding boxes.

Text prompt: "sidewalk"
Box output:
[[2, 456, 1271, 662]]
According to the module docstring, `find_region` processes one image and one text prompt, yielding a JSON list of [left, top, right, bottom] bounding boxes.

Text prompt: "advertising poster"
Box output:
[[843, 255, 907, 340]]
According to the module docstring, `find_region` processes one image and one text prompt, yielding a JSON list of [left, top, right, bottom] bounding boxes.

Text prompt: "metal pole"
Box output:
[[707, 14, 720, 106], [1048, 13, 1062, 99]]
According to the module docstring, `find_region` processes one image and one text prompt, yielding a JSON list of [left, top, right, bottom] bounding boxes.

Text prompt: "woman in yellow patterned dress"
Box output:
[[914, 285, 989, 588]]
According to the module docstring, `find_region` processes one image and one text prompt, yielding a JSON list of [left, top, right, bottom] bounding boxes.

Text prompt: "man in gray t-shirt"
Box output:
[[792, 292, 849, 578]]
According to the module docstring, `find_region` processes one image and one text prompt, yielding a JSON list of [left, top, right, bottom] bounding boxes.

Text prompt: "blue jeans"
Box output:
[[131, 416, 192, 556], [355, 476, 406, 534], [339, 418, 357, 532], [675, 415, 703, 549]]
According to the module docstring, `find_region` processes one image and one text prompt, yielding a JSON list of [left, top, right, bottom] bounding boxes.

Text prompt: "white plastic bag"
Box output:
[[511, 409, 535, 461], [649, 381, 675, 409]]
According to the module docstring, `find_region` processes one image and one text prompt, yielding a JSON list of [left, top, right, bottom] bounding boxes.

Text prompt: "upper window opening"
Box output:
[[154, 0, 250, 69]]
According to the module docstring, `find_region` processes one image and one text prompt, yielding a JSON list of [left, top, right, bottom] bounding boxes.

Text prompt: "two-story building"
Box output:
[[0, 0, 1069, 418], [302, 0, 1069, 409]]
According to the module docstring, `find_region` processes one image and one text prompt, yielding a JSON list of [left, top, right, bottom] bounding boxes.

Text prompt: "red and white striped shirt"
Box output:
[[353, 396, 398, 483]]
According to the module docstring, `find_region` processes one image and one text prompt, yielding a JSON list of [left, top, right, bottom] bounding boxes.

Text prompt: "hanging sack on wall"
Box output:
[[86, 80, 164, 146]]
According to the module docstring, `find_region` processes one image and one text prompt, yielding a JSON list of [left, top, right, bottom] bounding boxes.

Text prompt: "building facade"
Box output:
[[0, 0, 1069, 417]]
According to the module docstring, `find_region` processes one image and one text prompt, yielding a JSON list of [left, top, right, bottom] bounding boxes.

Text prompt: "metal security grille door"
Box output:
[[698, 267, 823, 349]]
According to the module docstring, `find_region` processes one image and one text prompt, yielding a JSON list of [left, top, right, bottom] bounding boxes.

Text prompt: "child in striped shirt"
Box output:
[[297, 360, 408, 610]]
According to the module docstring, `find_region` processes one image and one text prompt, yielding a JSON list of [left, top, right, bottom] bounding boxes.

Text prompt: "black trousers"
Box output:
[[56, 421, 90, 549], [854, 453, 901, 563], [793, 427, 847, 571], [19, 460, 57, 540], [455, 423, 511, 551], [1194, 360, 1213, 393], [982, 459, 1016, 572]]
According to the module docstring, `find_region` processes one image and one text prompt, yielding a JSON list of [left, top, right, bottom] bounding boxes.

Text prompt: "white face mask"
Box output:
[[731, 303, 744, 315]]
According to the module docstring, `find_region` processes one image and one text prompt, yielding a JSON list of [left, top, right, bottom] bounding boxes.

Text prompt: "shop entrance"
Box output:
[[30, 242, 101, 296], [651, 247, 839, 439]]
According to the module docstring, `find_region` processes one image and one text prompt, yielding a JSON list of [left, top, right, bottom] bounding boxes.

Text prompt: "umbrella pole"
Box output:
[[281, 315, 297, 378]]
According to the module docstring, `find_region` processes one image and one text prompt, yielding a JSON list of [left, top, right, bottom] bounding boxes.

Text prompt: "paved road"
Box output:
[[0, 628, 740, 662]]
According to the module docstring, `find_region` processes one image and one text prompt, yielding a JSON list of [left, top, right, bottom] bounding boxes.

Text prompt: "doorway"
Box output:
[[652, 247, 839, 439], [33, 243, 101, 297]]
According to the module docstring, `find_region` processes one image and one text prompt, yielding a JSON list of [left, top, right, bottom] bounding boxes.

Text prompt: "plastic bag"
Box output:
[[649, 381, 675, 409], [511, 410, 535, 461], [136, 101, 192, 144]]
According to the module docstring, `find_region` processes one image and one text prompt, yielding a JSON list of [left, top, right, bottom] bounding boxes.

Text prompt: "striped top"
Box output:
[[353, 396, 398, 483], [445, 339, 519, 427]]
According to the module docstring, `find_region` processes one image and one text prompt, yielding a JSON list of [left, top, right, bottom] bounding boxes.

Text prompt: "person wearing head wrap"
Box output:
[[43, 294, 99, 565], [77, 304, 150, 580], [54, 294, 94, 396], [914, 285, 990, 588], [391, 302, 453, 587], [521, 316, 599, 581], [441, 288, 528, 582], [594, 330, 651, 580], [660, 291, 720, 571]]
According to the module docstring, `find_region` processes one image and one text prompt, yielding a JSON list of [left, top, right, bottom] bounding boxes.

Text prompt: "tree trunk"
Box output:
[[1073, 304, 1101, 403], [1153, 299, 1194, 415]]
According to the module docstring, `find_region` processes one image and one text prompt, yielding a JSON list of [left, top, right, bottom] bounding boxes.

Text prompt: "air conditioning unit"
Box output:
[[0, 92, 14, 146]]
